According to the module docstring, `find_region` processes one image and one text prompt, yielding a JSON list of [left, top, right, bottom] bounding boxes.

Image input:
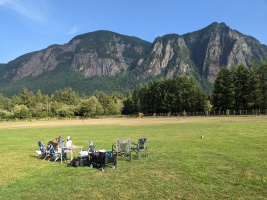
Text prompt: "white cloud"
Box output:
[[66, 26, 78, 35], [0, 0, 47, 22]]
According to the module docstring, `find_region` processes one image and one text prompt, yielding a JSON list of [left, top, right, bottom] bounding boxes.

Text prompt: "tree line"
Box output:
[[0, 88, 125, 120], [212, 61, 267, 111], [0, 62, 266, 120]]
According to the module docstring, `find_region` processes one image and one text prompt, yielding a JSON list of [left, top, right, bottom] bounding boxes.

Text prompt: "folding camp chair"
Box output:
[[47, 148, 66, 163], [51, 148, 62, 163], [36, 141, 47, 159], [112, 139, 132, 161], [43, 143, 54, 161], [132, 138, 148, 159]]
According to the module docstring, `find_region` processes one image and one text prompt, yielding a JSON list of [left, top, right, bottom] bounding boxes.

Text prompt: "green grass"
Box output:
[[0, 117, 267, 199]]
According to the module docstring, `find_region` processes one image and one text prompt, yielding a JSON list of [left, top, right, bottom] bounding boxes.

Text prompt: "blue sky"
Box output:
[[1, 0, 267, 63]]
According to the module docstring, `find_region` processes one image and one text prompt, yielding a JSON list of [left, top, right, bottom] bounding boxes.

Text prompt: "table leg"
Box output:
[[71, 149, 73, 161], [61, 148, 62, 164]]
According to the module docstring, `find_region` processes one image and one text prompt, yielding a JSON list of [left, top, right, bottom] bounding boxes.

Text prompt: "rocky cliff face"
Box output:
[[10, 46, 58, 81], [1, 22, 267, 94], [69, 34, 148, 78], [186, 22, 266, 83], [139, 35, 193, 79], [138, 22, 267, 83], [3, 30, 150, 82]]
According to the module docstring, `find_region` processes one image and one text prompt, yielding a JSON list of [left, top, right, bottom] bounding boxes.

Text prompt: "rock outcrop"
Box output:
[[1, 22, 266, 95]]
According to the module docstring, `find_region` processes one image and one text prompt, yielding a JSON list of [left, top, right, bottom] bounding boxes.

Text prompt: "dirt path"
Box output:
[[0, 116, 265, 129]]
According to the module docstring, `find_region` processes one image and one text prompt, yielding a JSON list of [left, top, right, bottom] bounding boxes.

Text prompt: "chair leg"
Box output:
[[53, 154, 61, 163], [138, 151, 141, 159]]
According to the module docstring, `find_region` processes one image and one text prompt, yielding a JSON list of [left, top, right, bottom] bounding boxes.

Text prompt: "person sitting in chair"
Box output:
[[48, 138, 59, 149]]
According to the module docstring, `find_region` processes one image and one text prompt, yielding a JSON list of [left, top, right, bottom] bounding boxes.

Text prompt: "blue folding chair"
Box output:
[[36, 141, 46, 159], [131, 138, 148, 159]]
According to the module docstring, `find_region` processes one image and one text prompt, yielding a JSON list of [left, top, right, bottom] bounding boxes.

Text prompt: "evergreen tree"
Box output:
[[11, 95, 21, 107], [147, 80, 165, 113], [233, 64, 250, 110], [212, 67, 235, 111], [257, 61, 267, 109], [132, 84, 149, 113], [247, 65, 261, 109], [172, 77, 183, 112], [18, 87, 36, 108], [162, 79, 176, 113], [36, 89, 45, 104], [122, 92, 136, 114], [132, 85, 142, 113], [131, 76, 207, 114]]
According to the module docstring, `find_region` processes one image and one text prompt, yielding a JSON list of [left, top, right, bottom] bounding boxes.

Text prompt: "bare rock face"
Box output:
[[2, 23, 267, 89], [144, 40, 175, 77], [200, 26, 254, 83], [140, 36, 193, 79], [70, 36, 131, 77], [6, 31, 150, 82], [202, 32, 222, 82], [183, 22, 267, 83], [226, 30, 253, 67], [11, 47, 58, 81], [137, 23, 266, 83]]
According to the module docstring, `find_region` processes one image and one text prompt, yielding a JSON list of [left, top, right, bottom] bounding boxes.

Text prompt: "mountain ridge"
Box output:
[[0, 22, 266, 97]]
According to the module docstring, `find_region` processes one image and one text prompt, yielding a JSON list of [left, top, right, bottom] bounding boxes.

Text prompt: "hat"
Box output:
[[67, 136, 71, 140]]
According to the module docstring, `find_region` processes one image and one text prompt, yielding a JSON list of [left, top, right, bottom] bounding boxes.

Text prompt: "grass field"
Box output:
[[0, 116, 266, 200]]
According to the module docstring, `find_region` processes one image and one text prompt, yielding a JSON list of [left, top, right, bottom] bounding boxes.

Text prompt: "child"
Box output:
[[66, 136, 73, 148]]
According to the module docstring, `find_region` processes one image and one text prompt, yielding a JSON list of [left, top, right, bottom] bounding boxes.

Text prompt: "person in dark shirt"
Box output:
[[47, 138, 59, 149]]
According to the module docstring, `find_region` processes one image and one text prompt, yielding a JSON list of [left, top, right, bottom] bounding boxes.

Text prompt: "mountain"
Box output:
[[0, 22, 266, 97], [136, 22, 267, 83]]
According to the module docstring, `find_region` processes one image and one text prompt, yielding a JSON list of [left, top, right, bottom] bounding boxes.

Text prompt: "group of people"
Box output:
[[47, 136, 73, 149]]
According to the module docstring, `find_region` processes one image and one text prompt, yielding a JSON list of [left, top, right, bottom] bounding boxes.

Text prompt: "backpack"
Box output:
[[71, 156, 89, 167], [71, 157, 80, 167]]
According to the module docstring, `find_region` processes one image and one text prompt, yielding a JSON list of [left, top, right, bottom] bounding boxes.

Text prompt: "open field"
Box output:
[[0, 116, 266, 199]]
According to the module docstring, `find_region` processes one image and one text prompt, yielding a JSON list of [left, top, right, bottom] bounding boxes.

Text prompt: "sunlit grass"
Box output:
[[0, 117, 266, 199]]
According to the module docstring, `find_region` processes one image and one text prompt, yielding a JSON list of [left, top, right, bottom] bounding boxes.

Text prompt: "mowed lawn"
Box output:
[[0, 117, 266, 200]]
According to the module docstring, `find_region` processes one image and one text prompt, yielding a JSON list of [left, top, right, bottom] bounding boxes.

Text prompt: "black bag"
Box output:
[[71, 156, 89, 167], [71, 157, 80, 167], [79, 156, 89, 166]]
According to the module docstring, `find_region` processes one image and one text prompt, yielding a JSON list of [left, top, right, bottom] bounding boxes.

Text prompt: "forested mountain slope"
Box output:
[[0, 22, 266, 97]]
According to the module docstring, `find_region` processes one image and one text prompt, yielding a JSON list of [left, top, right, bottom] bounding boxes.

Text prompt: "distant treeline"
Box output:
[[0, 62, 266, 120]]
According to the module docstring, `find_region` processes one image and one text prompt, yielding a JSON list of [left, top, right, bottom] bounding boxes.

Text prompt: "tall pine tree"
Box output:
[[212, 67, 235, 111], [258, 61, 267, 109], [233, 64, 250, 110]]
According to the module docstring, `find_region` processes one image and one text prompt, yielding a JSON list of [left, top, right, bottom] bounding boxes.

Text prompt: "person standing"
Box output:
[[66, 136, 73, 148]]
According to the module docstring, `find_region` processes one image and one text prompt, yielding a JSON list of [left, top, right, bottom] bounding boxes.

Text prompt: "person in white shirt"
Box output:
[[66, 136, 73, 148]]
